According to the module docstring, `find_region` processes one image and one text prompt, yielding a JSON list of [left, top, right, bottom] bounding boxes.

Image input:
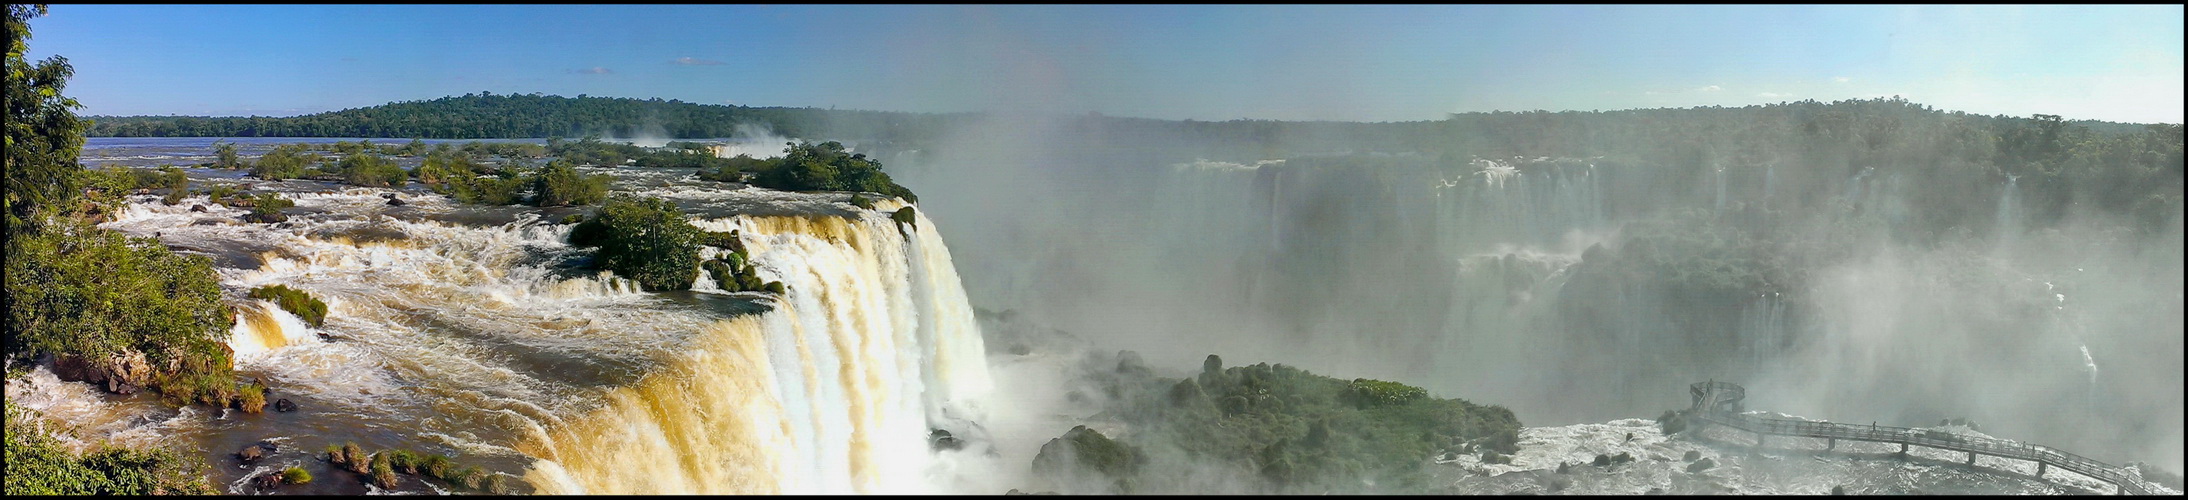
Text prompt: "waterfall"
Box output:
[[525, 204, 993, 494], [228, 300, 321, 358]]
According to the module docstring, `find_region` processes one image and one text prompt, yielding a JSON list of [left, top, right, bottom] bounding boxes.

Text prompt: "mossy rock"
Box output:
[[891, 206, 918, 225], [281, 466, 313, 485]]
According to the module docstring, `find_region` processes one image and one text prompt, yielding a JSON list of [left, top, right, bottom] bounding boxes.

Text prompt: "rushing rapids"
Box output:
[[64, 161, 996, 494]]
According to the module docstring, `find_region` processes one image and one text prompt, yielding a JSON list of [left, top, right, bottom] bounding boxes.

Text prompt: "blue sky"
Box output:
[[22, 5, 2185, 123]]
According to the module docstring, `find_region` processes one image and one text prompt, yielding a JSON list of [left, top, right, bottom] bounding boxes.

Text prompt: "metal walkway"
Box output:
[[1686, 381, 2153, 495]]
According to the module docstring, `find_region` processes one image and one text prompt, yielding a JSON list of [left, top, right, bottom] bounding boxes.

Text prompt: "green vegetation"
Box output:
[[83, 93, 955, 143], [567, 195, 700, 291], [281, 466, 312, 485], [5, 4, 84, 225], [333, 151, 406, 187], [248, 284, 328, 327], [369, 451, 398, 488], [250, 143, 317, 180], [6, 221, 241, 401], [1032, 353, 1522, 494], [4, 401, 216, 495], [1033, 425, 1146, 493], [212, 140, 242, 169], [324, 443, 506, 493], [531, 160, 612, 206], [691, 141, 919, 201], [548, 135, 646, 167]]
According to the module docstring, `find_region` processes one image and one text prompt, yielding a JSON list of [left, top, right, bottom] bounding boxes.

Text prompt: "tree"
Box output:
[[5, 4, 87, 227], [212, 140, 240, 169], [567, 195, 700, 291]]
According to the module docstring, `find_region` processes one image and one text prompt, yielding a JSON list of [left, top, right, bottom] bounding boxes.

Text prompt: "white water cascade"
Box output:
[[524, 202, 994, 495]]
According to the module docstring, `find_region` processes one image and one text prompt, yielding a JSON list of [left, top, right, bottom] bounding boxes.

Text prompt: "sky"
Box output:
[[21, 4, 2185, 124]]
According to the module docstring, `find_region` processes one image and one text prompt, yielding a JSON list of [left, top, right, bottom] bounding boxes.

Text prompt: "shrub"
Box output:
[[891, 206, 918, 225], [336, 153, 406, 188], [5, 222, 237, 400], [250, 144, 314, 180], [531, 161, 611, 207], [452, 465, 486, 489], [340, 442, 368, 474], [747, 141, 919, 202], [848, 193, 875, 209], [482, 472, 509, 494], [206, 184, 239, 206], [233, 382, 266, 413], [4, 403, 218, 495], [1033, 425, 1142, 486], [1342, 378, 1429, 408], [248, 284, 327, 328], [369, 454, 398, 489], [241, 193, 293, 223], [281, 467, 312, 485], [381, 449, 419, 474], [420, 454, 453, 479], [702, 260, 737, 291], [566, 196, 700, 291], [445, 172, 529, 205]]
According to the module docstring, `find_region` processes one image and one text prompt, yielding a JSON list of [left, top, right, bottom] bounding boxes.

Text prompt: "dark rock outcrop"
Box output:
[[237, 445, 267, 463], [273, 398, 299, 412], [190, 204, 208, 212], [929, 429, 965, 451]]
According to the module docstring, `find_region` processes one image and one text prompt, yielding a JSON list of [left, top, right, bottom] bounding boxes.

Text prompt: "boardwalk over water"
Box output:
[[1687, 381, 2153, 495]]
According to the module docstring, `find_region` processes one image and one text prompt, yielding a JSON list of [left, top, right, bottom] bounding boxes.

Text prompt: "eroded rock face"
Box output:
[[50, 352, 155, 395]]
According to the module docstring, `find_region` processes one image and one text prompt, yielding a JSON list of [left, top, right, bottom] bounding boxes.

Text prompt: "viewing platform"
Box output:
[[1686, 381, 2151, 495]]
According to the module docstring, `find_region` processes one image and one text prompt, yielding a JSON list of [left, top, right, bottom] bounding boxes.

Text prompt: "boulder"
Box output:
[[51, 352, 153, 395], [243, 212, 288, 224], [274, 398, 299, 412], [385, 196, 406, 206], [237, 445, 267, 463], [190, 204, 208, 212], [929, 429, 965, 451], [1687, 457, 1715, 473], [252, 472, 283, 490]]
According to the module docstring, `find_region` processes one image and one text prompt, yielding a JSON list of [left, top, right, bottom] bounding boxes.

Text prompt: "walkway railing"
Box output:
[[1687, 382, 2150, 495]]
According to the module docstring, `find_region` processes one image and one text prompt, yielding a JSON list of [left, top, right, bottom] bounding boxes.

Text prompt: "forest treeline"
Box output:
[[86, 93, 961, 143]]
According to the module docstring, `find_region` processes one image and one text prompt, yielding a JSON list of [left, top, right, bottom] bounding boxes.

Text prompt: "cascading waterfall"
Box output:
[[525, 202, 993, 495], [88, 183, 996, 495], [229, 300, 321, 358]]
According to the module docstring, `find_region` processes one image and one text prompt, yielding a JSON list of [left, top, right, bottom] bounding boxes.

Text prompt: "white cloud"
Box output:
[[1699, 85, 1723, 92], [1758, 92, 1792, 98], [1833, 76, 1852, 84], [673, 57, 725, 66], [573, 67, 613, 75]]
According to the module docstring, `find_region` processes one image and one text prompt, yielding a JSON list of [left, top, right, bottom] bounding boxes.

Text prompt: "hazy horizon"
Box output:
[[24, 5, 2184, 124]]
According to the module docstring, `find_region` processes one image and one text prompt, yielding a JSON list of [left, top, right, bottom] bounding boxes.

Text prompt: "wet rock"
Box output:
[[929, 429, 965, 451], [1687, 457, 1715, 473], [190, 204, 208, 212], [385, 196, 407, 206], [1683, 450, 1701, 462], [237, 445, 267, 463], [273, 398, 298, 412], [51, 352, 154, 395], [252, 472, 283, 489], [242, 212, 288, 224]]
